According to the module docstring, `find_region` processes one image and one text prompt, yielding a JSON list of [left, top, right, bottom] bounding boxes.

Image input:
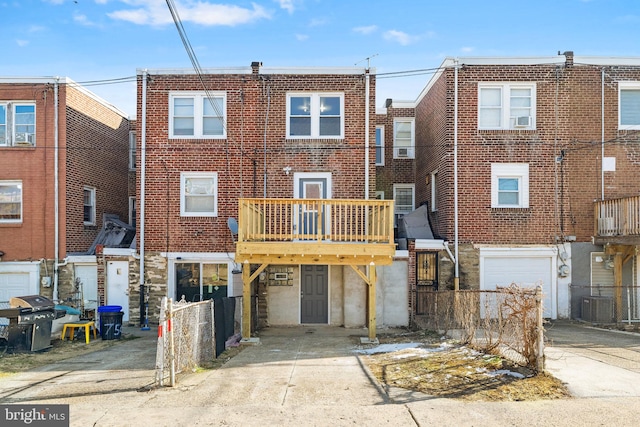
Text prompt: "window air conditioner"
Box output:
[[397, 147, 409, 158], [14, 132, 29, 143], [515, 116, 531, 127]]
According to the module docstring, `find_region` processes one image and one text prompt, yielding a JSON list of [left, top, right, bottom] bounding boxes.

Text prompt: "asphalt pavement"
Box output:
[[0, 322, 639, 426]]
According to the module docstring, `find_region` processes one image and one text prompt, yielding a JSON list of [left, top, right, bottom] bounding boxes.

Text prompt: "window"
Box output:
[[129, 131, 136, 170], [180, 172, 218, 217], [287, 93, 344, 138], [0, 102, 36, 146], [175, 262, 229, 301], [430, 170, 438, 212], [375, 125, 384, 165], [83, 186, 96, 225], [169, 92, 226, 139], [375, 190, 384, 200], [491, 164, 529, 208], [478, 83, 535, 130], [393, 118, 415, 158], [619, 82, 640, 129], [129, 196, 136, 228], [393, 184, 415, 226], [0, 181, 22, 223]]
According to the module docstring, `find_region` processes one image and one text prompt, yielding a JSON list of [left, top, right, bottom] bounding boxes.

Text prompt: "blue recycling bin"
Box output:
[[98, 306, 123, 340]]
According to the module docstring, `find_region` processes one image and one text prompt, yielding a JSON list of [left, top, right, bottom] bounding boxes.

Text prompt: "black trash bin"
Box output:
[[98, 306, 123, 340]]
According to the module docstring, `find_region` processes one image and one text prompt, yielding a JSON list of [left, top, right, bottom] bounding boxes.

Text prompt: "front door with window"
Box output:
[[300, 265, 328, 323], [294, 173, 330, 238]]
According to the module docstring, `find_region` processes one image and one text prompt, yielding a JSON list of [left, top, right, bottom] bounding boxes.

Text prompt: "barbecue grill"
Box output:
[[0, 295, 59, 351]]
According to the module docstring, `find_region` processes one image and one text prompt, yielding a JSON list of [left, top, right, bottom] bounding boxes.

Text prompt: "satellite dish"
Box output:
[[227, 217, 238, 235]]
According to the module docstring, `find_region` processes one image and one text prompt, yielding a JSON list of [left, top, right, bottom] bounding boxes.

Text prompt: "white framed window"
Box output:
[[128, 131, 136, 170], [393, 183, 414, 227], [287, 93, 344, 139], [491, 163, 529, 208], [619, 82, 640, 130], [129, 196, 136, 228], [0, 181, 22, 223], [83, 186, 96, 225], [430, 170, 438, 212], [375, 190, 384, 200], [478, 83, 536, 130], [393, 118, 415, 159], [0, 102, 36, 146], [375, 125, 384, 165], [169, 92, 226, 139], [180, 172, 218, 217]]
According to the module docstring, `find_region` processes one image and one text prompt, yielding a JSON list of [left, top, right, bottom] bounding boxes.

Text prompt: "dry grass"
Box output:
[[361, 330, 571, 402]]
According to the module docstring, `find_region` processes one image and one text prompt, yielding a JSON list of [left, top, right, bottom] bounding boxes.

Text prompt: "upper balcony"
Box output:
[[234, 198, 396, 266], [594, 196, 640, 245]]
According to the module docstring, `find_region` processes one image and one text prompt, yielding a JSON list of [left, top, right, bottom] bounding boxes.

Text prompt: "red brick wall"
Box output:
[[375, 106, 416, 202], [64, 85, 131, 252], [137, 69, 376, 253], [0, 83, 59, 260], [416, 61, 640, 245]]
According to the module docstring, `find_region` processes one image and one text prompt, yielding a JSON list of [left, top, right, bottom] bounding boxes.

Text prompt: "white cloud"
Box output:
[[275, 0, 295, 14], [16, 39, 29, 47], [353, 25, 378, 35], [383, 30, 417, 46], [460, 46, 474, 53], [108, 1, 272, 26], [74, 12, 102, 27], [308, 18, 326, 27], [28, 25, 46, 33], [296, 33, 308, 41]]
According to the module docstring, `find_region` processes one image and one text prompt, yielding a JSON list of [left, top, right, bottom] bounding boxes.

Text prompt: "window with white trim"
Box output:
[[491, 164, 529, 208], [619, 82, 640, 129], [393, 184, 415, 226], [393, 118, 414, 158], [287, 93, 344, 138], [129, 131, 136, 170], [169, 92, 226, 139], [0, 102, 36, 146], [180, 172, 218, 217], [0, 181, 22, 223], [375, 125, 384, 165], [83, 186, 96, 225], [478, 83, 535, 130]]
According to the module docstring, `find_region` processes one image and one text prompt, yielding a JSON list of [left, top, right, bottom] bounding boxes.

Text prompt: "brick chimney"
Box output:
[[251, 61, 262, 75], [563, 51, 574, 67]]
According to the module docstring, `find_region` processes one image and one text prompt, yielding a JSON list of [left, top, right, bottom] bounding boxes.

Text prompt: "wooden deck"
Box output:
[[594, 196, 640, 245]]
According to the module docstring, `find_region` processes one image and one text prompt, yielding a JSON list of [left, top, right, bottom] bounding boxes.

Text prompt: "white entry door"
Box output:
[[107, 261, 129, 321]]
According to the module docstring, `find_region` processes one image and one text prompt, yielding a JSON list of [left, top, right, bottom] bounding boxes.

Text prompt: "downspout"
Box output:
[[365, 68, 370, 199], [53, 77, 60, 301], [453, 61, 460, 290], [140, 70, 148, 326], [601, 68, 605, 200]]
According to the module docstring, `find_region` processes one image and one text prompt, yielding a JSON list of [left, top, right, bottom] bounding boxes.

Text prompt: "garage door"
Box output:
[[0, 273, 32, 303], [481, 251, 556, 319]]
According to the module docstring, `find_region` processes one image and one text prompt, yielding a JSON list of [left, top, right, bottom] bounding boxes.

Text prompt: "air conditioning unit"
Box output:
[[14, 132, 32, 145], [581, 296, 613, 323], [515, 116, 531, 127], [397, 147, 409, 158]]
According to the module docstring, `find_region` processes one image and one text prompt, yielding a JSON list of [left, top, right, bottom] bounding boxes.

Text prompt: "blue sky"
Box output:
[[1, 0, 639, 118]]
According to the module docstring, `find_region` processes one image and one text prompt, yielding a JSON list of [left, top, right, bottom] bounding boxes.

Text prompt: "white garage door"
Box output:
[[481, 251, 556, 319], [0, 273, 32, 303]]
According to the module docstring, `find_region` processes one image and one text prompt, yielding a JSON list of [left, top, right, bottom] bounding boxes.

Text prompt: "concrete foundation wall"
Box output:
[[377, 260, 409, 327]]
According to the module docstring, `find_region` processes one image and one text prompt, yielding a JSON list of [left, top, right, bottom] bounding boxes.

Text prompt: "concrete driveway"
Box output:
[[1, 323, 640, 426]]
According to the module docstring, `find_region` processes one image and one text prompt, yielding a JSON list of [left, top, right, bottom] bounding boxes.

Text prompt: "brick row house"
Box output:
[[135, 63, 406, 339], [394, 52, 640, 323], [0, 78, 132, 317]]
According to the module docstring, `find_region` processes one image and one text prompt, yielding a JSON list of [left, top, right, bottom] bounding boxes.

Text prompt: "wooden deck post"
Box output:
[[368, 263, 377, 341]]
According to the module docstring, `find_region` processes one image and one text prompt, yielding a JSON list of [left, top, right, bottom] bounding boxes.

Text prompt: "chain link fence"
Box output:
[[413, 285, 544, 371], [155, 297, 215, 387]]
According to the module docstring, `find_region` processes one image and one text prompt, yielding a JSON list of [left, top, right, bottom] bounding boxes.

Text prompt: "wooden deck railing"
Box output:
[[238, 198, 395, 244], [594, 196, 640, 237]]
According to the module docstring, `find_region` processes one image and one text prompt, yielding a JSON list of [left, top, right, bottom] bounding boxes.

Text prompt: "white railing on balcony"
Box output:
[[595, 196, 640, 237], [238, 198, 395, 244]]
